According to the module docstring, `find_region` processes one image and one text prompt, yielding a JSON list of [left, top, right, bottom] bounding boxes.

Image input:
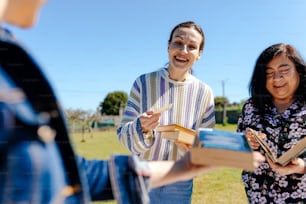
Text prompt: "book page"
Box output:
[[156, 124, 196, 135], [160, 130, 195, 145], [276, 137, 306, 166], [248, 128, 306, 166], [248, 128, 277, 163]]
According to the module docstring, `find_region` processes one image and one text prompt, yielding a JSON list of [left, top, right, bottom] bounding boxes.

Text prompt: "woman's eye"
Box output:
[[279, 68, 290, 74], [188, 45, 197, 50], [266, 72, 273, 78], [173, 41, 183, 46]]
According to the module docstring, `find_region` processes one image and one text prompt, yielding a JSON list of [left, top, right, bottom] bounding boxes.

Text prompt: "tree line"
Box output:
[[64, 91, 246, 138]]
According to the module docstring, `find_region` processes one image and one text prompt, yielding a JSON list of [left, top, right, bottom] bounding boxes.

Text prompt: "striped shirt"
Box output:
[[117, 68, 215, 161]]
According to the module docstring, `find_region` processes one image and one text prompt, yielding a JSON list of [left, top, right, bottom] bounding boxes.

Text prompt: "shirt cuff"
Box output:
[[136, 118, 155, 147]]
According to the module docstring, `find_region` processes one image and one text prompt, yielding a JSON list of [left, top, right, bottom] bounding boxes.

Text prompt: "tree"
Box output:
[[214, 96, 229, 109], [78, 110, 96, 142], [65, 108, 96, 142], [65, 108, 84, 133], [100, 91, 128, 115]]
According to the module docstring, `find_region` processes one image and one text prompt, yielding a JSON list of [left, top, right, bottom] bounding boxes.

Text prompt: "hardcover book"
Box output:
[[191, 128, 254, 171], [156, 124, 196, 145], [248, 128, 306, 166]]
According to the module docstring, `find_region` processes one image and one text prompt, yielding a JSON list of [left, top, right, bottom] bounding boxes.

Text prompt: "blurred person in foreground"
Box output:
[[237, 43, 306, 203], [0, 0, 266, 203]]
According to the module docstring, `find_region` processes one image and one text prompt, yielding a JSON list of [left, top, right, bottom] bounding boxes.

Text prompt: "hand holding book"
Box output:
[[156, 124, 196, 146], [246, 128, 306, 166], [140, 104, 173, 136], [159, 127, 265, 171], [174, 141, 193, 153], [245, 128, 266, 150], [266, 156, 306, 176], [191, 128, 256, 171], [156, 124, 196, 153]]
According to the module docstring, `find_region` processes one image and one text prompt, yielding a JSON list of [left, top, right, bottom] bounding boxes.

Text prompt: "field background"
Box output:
[[71, 124, 248, 204]]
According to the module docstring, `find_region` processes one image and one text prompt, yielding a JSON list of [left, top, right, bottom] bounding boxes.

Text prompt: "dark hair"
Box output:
[[168, 21, 205, 52], [249, 43, 306, 112]]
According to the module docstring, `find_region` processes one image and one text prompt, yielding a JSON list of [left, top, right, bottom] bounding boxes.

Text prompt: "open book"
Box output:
[[190, 128, 254, 171], [156, 124, 196, 145], [248, 128, 306, 166]]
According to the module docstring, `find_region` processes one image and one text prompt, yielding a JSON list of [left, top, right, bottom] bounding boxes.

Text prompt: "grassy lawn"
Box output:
[[71, 124, 248, 204]]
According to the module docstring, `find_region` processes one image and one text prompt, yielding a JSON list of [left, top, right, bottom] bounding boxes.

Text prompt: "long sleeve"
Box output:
[[117, 77, 155, 155], [117, 68, 215, 161]]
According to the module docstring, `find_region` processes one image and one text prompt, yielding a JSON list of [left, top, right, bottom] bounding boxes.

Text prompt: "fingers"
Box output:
[[245, 128, 260, 150], [253, 151, 265, 162], [266, 157, 287, 176], [140, 112, 161, 133], [175, 141, 192, 152], [246, 137, 260, 149], [252, 151, 265, 168], [258, 132, 266, 139], [290, 158, 301, 165], [266, 157, 305, 176]]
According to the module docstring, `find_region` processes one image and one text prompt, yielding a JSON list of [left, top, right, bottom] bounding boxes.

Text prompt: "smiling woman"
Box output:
[[265, 52, 300, 113], [117, 21, 215, 204], [167, 23, 204, 81], [237, 43, 306, 203]]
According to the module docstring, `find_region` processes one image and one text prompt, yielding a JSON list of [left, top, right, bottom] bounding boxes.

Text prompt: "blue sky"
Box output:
[[6, 0, 306, 111]]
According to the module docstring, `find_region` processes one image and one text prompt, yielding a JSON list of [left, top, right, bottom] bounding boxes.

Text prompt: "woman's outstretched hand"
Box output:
[[139, 111, 161, 134]]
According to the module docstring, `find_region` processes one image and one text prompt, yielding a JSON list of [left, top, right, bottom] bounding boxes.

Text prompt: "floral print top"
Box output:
[[237, 98, 306, 204]]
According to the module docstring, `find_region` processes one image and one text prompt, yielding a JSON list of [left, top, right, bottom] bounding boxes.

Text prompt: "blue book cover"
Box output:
[[198, 128, 252, 152]]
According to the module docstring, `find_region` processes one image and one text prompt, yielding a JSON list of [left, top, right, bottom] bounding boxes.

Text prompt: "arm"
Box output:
[[148, 152, 216, 188], [148, 151, 266, 188], [77, 151, 265, 202], [117, 78, 159, 154]]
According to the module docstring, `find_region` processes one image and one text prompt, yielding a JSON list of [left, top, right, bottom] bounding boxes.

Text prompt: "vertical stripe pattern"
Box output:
[[117, 68, 215, 161]]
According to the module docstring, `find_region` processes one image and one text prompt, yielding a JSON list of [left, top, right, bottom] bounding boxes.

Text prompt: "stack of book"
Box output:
[[156, 124, 196, 145], [190, 128, 254, 171], [158, 126, 306, 171]]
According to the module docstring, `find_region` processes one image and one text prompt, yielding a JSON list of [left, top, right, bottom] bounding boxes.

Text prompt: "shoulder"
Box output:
[[241, 98, 256, 111], [135, 68, 165, 81], [191, 76, 213, 92]]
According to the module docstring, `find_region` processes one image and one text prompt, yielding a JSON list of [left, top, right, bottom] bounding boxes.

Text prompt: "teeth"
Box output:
[[176, 56, 187, 61]]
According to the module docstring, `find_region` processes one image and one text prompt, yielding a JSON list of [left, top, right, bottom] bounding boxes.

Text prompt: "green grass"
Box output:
[[71, 124, 248, 204]]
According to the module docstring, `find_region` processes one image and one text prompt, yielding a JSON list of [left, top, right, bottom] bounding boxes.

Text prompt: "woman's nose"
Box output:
[[179, 45, 188, 53]]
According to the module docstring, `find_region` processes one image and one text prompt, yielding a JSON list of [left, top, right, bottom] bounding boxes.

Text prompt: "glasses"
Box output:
[[266, 66, 293, 79]]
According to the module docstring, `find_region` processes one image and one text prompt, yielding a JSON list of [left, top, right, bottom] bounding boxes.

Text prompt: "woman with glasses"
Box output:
[[238, 43, 306, 203]]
